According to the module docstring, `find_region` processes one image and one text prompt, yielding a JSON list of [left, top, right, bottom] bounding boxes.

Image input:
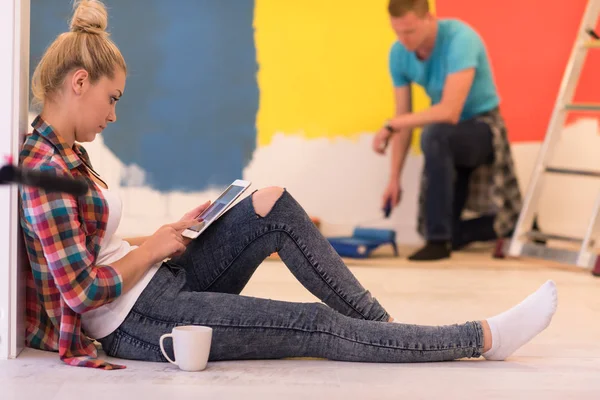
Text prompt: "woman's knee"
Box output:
[[252, 186, 285, 217]]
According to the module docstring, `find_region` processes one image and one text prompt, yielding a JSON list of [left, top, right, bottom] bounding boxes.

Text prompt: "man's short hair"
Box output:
[[388, 0, 429, 18]]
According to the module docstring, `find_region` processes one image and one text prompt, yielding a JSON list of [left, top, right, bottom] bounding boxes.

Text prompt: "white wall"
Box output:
[[82, 132, 426, 243], [0, 0, 29, 360], [534, 119, 600, 238], [79, 117, 599, 247]]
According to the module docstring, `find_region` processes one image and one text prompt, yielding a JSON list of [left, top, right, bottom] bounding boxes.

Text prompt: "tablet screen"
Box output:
[[187, 184, 247, 232]]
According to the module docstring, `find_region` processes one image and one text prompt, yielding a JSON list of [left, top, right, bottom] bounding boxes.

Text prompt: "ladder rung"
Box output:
[[517, 243, 596, 269], [565, 103, 600, 111], [545, 167, 600, 178], [525, 231, 583, 244], [584, 40, 600, 48]]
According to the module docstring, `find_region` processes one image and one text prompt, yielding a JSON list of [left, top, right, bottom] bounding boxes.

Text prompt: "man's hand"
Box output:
[[382, 180, 402, 211], [179, 200, 211, 222], [373, 127, 393, 155]]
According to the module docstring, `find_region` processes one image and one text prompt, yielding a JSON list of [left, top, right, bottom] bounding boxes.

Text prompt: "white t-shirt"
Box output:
[[81, 185, 160, 339]]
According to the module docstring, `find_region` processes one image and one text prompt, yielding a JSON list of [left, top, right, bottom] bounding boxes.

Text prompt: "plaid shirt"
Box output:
[[417, 108, 523, 239], [19, 116, 125, 369]]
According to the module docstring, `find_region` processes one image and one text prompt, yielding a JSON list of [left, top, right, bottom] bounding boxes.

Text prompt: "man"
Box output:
[[373, 0, 522, 261]]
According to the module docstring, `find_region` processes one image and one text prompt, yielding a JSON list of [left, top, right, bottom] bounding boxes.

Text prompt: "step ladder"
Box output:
[[507, 0, 600, 274]]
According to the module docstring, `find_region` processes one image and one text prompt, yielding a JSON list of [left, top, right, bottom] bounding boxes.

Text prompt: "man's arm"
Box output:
[[389, 68, 475, 130], [388, 85, 413, 182]]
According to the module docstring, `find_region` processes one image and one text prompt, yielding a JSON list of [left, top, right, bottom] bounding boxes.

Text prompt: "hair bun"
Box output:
[[69, 0, 108, 36]]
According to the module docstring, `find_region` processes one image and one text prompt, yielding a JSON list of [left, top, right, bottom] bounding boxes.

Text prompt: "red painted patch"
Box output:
[[436, 0, 599, 142]]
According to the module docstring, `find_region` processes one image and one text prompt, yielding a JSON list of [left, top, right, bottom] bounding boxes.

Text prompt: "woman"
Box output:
[[20, 0, 557, 370]]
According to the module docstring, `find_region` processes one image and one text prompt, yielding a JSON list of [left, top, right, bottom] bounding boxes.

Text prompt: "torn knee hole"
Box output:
[[252, 186, 285, 217]]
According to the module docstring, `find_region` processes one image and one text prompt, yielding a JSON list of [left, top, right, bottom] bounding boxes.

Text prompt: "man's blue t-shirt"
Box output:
[[389, 19, 499, 121]]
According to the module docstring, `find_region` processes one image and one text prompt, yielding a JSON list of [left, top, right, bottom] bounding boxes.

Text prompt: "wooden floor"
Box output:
[[2, 246, 599, 399]]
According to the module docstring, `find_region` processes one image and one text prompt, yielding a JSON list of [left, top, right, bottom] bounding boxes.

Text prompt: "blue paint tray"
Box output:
[[327, 227, 399, 258]]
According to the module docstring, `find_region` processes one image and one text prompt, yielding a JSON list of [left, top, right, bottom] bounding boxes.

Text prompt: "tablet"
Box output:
[[182, 179, 252, 239]]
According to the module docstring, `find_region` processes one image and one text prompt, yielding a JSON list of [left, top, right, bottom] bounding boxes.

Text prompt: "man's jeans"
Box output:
[[420, 120, 496, 245]]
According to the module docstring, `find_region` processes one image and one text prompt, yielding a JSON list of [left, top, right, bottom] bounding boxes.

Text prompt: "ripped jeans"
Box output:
[[98, 189, 484, 363]]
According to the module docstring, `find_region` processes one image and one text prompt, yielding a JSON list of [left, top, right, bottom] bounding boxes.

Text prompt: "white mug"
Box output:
[[159, 325, 213, 371]]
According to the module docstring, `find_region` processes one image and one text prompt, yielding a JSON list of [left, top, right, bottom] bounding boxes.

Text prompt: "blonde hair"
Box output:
[[388, 0, 429, 17], [31, 0, 127, 105]]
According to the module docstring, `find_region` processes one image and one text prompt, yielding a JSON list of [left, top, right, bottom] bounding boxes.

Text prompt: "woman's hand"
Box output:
[[179, 200, 211, 222], [136, 200, 212, 263], [139, 220, 197, 264]]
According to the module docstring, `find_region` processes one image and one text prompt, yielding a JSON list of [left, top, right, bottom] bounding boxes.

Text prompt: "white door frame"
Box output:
[[0, 0, 30, 360]]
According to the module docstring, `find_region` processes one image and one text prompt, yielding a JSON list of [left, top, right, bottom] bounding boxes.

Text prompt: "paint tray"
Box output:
[[327, 227, 399, 258]]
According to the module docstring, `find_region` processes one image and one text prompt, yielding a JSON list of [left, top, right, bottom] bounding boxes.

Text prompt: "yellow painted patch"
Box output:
[[254, 0, 435, 152]]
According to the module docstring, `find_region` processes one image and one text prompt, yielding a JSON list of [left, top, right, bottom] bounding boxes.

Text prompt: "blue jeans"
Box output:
[[98, 190, 484, 363], [420, 121, 496, 243]]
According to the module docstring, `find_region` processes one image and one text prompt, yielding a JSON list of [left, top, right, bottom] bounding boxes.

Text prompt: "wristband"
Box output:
[[384, 123, 394, 134]]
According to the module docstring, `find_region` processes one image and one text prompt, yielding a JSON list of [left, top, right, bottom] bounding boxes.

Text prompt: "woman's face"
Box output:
[[71, 68, 126, 143]]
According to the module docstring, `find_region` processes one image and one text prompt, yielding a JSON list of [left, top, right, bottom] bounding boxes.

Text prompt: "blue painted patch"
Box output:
[[30, 0, 258, 192]]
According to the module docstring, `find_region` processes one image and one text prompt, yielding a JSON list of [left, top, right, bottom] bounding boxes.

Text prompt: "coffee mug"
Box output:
[[159, 325, 213, 371]]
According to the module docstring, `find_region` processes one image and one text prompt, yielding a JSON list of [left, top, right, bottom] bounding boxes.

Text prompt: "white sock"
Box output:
[[483, 280, 558, 361]]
